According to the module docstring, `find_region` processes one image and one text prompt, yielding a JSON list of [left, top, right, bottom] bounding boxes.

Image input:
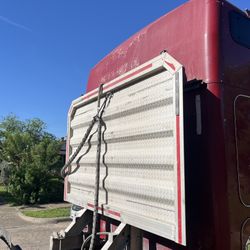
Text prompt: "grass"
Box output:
[[22, 207, 70, 218], [0, 185, 15, 204]]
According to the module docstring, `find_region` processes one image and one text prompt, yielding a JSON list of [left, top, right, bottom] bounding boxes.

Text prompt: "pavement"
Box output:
[[0, 199, 71, 250]]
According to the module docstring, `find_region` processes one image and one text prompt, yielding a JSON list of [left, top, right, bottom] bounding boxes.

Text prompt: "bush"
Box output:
[[8, 161, 64, 205], [0, 161, 11, 185], [0, 115, 64, 204]]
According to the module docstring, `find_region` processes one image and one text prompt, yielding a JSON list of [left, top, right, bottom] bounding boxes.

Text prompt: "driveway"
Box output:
[[0, 201, 70, 250]]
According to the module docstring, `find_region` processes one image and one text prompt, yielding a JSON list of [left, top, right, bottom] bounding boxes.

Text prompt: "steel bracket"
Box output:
[[101, 223, 129, 250], [49, 209, 92, 250]]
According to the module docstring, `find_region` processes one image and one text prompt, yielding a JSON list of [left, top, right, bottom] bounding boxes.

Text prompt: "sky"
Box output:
[[0, 0, 248, 137]]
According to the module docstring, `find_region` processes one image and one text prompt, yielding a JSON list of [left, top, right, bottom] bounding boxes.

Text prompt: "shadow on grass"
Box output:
[[20, 204, 47, 209]]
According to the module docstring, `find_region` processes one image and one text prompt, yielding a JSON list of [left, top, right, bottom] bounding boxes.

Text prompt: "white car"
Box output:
[[70, 204, 83, 219]]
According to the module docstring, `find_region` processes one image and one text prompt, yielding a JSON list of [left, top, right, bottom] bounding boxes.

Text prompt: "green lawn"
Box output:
[[22, 207, 70, 218]]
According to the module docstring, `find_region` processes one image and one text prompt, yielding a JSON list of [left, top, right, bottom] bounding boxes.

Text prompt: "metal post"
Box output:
[[89, 84, 104, 250]]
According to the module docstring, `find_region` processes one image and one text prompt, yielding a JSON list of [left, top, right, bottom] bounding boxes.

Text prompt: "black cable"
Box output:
[[60, 117, 97, 178], [101, 119, 109, 213], [60, 92, 113, 178], [68, 128, 98, 176], [89, 91, 113, 250]]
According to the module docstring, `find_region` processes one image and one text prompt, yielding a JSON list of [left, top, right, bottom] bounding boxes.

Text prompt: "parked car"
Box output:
[[70, 204, 83, 219]]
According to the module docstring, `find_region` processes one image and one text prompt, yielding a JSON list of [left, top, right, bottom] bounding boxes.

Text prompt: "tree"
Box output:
[[0, 115, 64, 204], [0, 161, 11, 186]]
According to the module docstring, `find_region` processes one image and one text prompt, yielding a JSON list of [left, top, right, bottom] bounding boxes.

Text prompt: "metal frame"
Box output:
[[50, 209, 92, 250], [64, 52, 186, 246], [50, 214, 144, 250]]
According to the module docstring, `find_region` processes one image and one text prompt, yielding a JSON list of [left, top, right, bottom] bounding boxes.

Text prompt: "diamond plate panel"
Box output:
[[66, 69, 184, 243]]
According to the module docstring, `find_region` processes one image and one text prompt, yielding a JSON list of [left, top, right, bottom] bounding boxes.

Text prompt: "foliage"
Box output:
[[0, 185, 15, 204], [0, 161, 11, 185], [0, 114, 64, 204], [22, 207, 70, 218]]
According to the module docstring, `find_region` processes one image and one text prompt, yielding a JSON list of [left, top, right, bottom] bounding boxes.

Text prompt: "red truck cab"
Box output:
[[52, 1, 250, 249], [85, 1, 250, 247]]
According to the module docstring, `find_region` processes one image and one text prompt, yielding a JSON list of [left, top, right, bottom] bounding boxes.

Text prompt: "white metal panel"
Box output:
[[65, 54, 186, 245]]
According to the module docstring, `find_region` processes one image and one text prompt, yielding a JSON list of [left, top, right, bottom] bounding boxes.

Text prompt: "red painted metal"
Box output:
[[220, 1, 250, 249], [156, 244, 172, 250], [143, 238, 149, 250], [87, 203, 121, 218], [72, 0, 250, 249], [164, 61, 176, 72], [103, 63, 152, 90], [82, 63, 152, 101], [86, 0, 208, 92], [202, 1, 230, 250], [234, 96, 250, 205], [100, 220, 107, 239], [176, 115, 182, 245]]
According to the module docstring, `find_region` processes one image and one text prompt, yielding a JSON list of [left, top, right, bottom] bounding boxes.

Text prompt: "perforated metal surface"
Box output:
[[66, 56, 185, 245]]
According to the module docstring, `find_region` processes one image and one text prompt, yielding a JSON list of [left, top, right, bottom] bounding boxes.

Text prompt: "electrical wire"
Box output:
[[81, 232, 110, 250]]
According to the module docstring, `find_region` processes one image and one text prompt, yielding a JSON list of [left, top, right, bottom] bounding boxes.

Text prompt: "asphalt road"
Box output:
[[0, 202, 70, 250]]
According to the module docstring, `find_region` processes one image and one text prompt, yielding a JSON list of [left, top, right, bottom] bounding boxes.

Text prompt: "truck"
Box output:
[[50, 0, 250, 249]]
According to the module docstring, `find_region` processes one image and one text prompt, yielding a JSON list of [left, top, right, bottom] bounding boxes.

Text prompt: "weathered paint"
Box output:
[[86, 0, 216, 92], [65, 0, 250, 249]]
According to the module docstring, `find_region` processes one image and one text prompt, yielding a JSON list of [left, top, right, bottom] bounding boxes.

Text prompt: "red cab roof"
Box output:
[[86, 0, 227, 92]]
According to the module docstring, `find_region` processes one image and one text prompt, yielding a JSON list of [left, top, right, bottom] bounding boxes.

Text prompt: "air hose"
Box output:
[[60, 86, 113, 250], [60, 89, 113, 178], [89, 84, 104, 250]]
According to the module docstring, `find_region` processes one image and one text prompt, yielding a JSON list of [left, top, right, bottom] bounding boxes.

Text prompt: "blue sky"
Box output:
[[0, 0, 248, 137]]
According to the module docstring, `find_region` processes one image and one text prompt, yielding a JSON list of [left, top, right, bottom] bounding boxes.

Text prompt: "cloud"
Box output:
[[0, 15, 32, 32]]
